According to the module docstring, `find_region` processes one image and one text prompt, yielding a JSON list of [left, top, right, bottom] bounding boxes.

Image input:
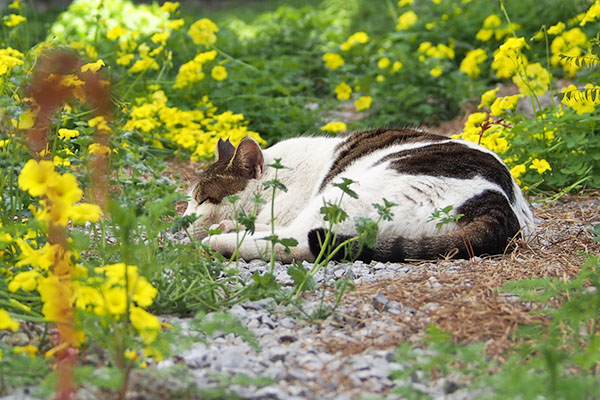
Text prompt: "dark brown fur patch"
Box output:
[[192, 157, 252, 205], [318, 128, 446, 192], [382, 142, 515, 202], [192, 138, 264, 205]]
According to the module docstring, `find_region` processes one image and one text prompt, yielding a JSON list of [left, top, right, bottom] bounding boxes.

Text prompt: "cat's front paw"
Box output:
[[202, 232, 237, 258], [209, 219, 236, 234]]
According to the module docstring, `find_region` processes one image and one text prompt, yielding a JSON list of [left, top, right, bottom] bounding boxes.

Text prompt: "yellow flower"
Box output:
[[459, 48, 488, 78], [512, 62, 551, 97], [161, 1, 179, 13], [335, 82, 352, 100], [378, 57, 390, 69], [58, 128, 80, 140], [69, 203, 103, 224], [551, 28, 588, 76], [8, 270, 41, 292], [13, 345, 38, 357], [130, 56, 159, 73], [73, 285, 104, 314], [561, 84, 598, 115], [396, 10, 418, 30], [16, 240, 58, 270], [4, 14, 26, 27], [322, 52, 345, 70], [530, 159, 551, 174], [131, 278, 158, 308], [547, 21, 565, 35], [88, 115, 111, 131], [81, 59, 105, 73], [107, 26, 126, 40], [376, 74, 385, 82], [430, 65, 443, 77], [116, 54, 134, 66], [130, 306, 161, 344], [479, 87, 499, 109], [417, 42, 454, 60], [103, 287, 127, 315], [0, 47, 25, 76], [188, 18, 219, 46], [18, 159, 58, 197], [510, 164, 526, 179], [491, 37, 528, 78], [489, 94, 521, 116], [476, 15, 502, 41], [347, 31, 369, 45], [151, 31, 170, 45], [392, 61, 403, 72], [398, 0, 413, 5], [168, 18, 185, 31], [9, 0, 21, 10], [321, 121, 347, 133], [45, 172, 83, 205], [88, 143, 111, 156], [581, 1, 600, 26], [0, 309, 19, 332], [354, 96, 373, 111], [211, 65, 227, 81], [53, 156, 70, 167]]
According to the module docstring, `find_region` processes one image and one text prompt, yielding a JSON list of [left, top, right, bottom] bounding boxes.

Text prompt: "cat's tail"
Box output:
[[307, 190, 527, 262]]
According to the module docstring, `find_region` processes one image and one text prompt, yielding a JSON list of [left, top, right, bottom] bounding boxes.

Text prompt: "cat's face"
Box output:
[[184, 138, 264, 238]]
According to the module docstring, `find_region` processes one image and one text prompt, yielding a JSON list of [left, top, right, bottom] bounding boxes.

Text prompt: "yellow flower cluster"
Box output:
[[335, 82, 352, 100], [417, 41, 455, 61], [321, 121, 347, 133], [491, 37, 528, 78], [354, 96, 373, 111], [188, 18, 219, 46], [0, 308, 19, 332], [550, 27, 588, 76], [75, 263, 160, 344], [340, 31, 369, 51], [174, 49, 217, 88], [3, 14, 26, 27], [18, 160, 102, 227], [459, 48, 487, 78], [123, 90, 265, 160], [475, 14, 520, 42], [396, 10, 418, 31], [561, 84, 600, 115], [453, 112, 510, 155], [489, 94, 521, 117], [512, 62, 552, 97], [322, 52, 345, 70], [580, 0, 600, 26], [0, 47, 24, 77]]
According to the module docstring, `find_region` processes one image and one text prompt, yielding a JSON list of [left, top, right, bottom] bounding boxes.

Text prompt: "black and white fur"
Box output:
[[184, 128, 534, 263]]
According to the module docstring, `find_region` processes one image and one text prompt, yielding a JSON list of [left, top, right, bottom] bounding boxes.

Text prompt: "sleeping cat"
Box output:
[[184, 128, 534, 263]]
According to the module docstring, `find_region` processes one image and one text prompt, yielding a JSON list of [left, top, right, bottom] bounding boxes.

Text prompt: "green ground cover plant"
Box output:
[[0, 0, 599, 398]]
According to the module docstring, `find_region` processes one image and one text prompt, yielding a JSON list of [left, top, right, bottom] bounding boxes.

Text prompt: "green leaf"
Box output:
[[287, 262, 315, 292], [333, 177, 359, 199], [355, 217, 378, 248], [263, 179, 288, 192]]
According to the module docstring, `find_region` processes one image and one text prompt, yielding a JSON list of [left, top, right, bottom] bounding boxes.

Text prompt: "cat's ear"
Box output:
[[216, 138, 235, 161], [232, 138, 264, 179]]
